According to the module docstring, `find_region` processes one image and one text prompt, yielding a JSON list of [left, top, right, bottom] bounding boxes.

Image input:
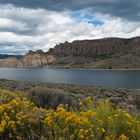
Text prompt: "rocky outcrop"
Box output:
[[0, 57, 23, 67], [53, 37, 140, 56], [0, 50, 58, 67], [20, 50, 57, 67]]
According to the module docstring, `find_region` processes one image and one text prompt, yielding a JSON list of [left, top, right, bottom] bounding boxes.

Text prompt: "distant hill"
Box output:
[[0, 36, 140, 69]]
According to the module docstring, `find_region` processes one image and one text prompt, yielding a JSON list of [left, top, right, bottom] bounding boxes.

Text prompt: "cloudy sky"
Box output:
[[0, 0, 140, 54]]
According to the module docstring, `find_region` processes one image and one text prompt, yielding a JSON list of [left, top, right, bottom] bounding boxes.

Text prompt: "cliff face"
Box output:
[[0, 50, 58, 67], [53, 37, 140, 56], [0, 57, 23, 67], [20, 50, 57, 67]]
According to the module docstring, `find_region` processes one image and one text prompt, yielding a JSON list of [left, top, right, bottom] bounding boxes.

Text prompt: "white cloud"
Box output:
[[0, 4, 140, 54], [0, 18, 29, 31]]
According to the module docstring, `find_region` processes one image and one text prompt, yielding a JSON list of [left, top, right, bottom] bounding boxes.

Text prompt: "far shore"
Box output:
[[0, 66, 140, 71]]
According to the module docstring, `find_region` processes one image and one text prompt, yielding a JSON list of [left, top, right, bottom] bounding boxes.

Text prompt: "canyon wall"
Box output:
[[53, 37, 140, 56]]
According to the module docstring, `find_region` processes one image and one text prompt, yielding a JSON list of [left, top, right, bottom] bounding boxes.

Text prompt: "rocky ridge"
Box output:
[[53, 37, 140, 56], [0, 37, 140, 69]]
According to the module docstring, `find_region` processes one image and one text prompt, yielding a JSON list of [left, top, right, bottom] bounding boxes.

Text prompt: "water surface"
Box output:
[[0, 68, 140, 89]]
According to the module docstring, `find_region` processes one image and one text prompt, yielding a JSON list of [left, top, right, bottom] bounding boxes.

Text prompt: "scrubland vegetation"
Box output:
[[0, 79, 140, 113], [0, 88, 140, 140]]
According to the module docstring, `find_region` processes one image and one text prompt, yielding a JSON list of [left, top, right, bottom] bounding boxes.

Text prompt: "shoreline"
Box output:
[[0, 66, 140, 71]]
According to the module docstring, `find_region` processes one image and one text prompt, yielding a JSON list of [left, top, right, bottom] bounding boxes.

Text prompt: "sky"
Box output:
[[0, 0, 140, 54]]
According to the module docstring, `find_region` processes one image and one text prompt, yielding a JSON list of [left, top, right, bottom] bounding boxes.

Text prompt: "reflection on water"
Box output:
[[0, 68, 140, 89]]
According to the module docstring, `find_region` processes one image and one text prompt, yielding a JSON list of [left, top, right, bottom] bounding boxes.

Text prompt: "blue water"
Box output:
[[0, 68, 140, 89]]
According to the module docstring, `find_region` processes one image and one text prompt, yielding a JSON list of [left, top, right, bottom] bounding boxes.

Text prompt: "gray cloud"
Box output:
[[0, 5, 46, 35], [0, 0, 139, 21]]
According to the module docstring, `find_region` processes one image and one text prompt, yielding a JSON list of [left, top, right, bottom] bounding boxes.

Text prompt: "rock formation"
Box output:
[[53, 37, 140, 56], [0, 37, 140, 69], [0, 50, 58, 67]]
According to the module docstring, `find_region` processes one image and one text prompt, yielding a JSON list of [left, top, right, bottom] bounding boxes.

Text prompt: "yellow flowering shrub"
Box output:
[[0, 89, 140, 140]]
